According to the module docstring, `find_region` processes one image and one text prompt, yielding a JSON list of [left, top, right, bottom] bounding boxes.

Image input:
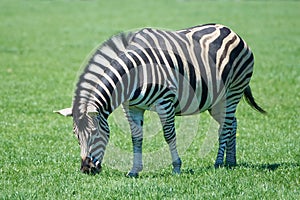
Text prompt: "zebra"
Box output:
[[55, 23, 266, 177]]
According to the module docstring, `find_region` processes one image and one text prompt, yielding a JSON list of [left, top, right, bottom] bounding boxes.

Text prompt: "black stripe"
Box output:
[[218, 35, 237, 71], [191, 27, 216, 41], [234, 53, 253, 81]]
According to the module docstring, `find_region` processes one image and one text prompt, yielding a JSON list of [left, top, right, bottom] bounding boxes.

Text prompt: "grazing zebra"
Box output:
[[55, 24, 266, 177]]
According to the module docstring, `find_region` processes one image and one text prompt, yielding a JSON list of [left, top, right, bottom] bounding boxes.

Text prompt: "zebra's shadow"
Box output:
[[172, 162, 300, 176], [236, 162, 300, 171], [194, 162, 300, 173], [103, 162, 299, 178]]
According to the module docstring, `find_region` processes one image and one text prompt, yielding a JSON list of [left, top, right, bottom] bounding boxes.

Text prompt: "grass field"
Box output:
[[0, 0, 299, 199]]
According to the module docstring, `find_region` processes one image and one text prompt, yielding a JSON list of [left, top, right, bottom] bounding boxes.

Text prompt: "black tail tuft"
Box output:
[[244, 86, 267, 114]]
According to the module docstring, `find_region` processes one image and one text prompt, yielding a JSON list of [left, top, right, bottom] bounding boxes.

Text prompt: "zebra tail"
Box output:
[[243, 86, 267, 114]]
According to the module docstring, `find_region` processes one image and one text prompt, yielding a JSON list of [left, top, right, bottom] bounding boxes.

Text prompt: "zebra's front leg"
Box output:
[[123, 106, 145, 178], [157, 101, 182, 174], [128, 135, 143, 177]]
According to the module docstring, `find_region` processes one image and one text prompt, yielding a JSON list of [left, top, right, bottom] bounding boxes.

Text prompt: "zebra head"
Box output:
[[54, 106, 109, 175]]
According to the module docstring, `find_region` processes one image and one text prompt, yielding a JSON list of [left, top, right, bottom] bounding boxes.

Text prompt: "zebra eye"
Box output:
[[72, 125, 80, 145], [73, 133, 80, 145]]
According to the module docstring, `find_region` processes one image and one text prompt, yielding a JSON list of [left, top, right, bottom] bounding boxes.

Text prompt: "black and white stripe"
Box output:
[[57, 23, 265, 176]]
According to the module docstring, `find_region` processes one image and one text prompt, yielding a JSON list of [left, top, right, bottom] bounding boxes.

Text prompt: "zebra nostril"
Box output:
[[80, 157, 102, 175], [81, 165, 91, 174], [81, 157, 91, 173]]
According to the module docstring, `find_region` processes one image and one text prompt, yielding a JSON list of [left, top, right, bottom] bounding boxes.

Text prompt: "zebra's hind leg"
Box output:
[[209, 102, 237, 168], [156, 100, 182, 174], [123, 105, 145, 177], [225, 117, 237, 167]]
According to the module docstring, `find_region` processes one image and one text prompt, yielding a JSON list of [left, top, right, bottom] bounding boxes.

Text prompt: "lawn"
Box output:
[[0, 0, 299, 199]]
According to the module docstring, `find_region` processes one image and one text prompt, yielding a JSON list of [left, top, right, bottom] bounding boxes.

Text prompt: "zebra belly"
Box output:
[[174, 95, 212, 116], [129, 93, 214, 116], [127, 82, 225, 116]]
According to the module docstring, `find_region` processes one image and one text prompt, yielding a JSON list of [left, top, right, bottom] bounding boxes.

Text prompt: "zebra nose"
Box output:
[[80, 157, 92, 174], [80, 157, 102, 175]]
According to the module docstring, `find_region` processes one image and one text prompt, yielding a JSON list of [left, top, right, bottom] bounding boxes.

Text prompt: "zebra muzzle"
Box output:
[[80, 156, 102, 175]]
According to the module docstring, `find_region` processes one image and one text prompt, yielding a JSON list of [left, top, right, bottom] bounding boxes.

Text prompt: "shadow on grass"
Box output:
[[236, 162, 300, 171], [99, 162, 300, 178], [148, 162, 300, 177], [197, 162, 300, 173]]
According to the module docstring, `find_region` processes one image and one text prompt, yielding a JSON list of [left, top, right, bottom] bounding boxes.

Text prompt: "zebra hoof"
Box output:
[[214, 162, 224, 169], [126, 171, 139, 178], [172, 158, 182, 175], [225, 161, 237, 169], [172, 167, 181, 175]]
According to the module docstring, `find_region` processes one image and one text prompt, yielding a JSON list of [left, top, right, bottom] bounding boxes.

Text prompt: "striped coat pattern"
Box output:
[[56, 24, 265, 177]]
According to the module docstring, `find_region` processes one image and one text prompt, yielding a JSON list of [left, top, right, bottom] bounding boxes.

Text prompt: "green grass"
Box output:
[[0, 0, 299, 199]]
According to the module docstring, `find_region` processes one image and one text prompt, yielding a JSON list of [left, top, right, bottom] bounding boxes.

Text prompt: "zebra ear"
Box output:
[[53, 108, 73, 117]]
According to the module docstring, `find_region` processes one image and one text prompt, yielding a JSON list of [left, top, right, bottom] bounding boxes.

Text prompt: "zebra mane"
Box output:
[[73, 31, 135, 118], [84, 31, 135, 81]]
